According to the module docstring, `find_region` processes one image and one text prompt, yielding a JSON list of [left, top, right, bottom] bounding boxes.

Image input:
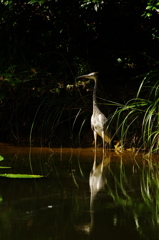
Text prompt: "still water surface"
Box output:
[[0, 143, 159, 240]]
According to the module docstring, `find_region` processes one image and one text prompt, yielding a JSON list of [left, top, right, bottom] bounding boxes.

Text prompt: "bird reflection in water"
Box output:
[[89, 152, 111, 206], [89, 152, 111, 230], [76, 152, 111, 236]]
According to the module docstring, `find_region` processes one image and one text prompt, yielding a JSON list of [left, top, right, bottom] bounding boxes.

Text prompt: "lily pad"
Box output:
[[0, 166, 11, 169], [0, 155, 4, 161], [0, 174, 44, 179]]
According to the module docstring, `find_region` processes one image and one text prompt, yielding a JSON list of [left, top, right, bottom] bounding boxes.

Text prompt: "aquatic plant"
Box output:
[[0, 154, 44, 178], [0, 173, 43, 178], [110, 68, 159, 154], [93, 155, 159, 238]]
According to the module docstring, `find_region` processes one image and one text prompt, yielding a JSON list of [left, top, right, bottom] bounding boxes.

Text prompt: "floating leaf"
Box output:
[[0, 155, 4, 161], [0, 166, 11, 169], [0, 174, 44, 179]]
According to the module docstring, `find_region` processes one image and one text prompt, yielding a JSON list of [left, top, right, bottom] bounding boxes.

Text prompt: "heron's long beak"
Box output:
[[77, 74, 89, 79], [77, 72, 98, 79]]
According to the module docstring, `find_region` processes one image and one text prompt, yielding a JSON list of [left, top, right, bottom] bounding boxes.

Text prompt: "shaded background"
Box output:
[[0, 0, 158, 147]]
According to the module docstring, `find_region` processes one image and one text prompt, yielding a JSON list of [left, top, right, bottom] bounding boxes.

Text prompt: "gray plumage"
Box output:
[[77, 72, 111, 150]]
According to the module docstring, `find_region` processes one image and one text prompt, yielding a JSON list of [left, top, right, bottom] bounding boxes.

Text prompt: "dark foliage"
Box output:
[[0, 0, 159, 146]]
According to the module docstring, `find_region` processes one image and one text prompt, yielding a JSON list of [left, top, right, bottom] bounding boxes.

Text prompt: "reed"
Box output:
[[102, 156, 159, 236], [110, 69, 159, 153]]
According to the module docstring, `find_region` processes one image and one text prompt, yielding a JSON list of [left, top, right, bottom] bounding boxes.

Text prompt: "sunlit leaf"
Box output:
[[0, 166, 11, 169], [146, 13, 152, 17], [146, 6, 152, 10], [0, 155, 4, 161], [0, 174, 44, 178]]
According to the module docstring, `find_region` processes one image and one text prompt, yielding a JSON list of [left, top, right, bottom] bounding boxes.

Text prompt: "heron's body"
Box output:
[[91, 109, 110, 144], [77, 72, 111, 151]]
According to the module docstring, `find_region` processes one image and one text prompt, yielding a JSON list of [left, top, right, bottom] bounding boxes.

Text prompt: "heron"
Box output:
[[77, 72, 111, 152]]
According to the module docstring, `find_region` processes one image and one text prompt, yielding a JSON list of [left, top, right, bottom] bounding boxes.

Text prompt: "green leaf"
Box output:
[[0, 155, 4, 161], [0, 166, 11, 169], [146, 6, 152, 10], [0, 174, 44, 178], [146, 13, 152, 17]]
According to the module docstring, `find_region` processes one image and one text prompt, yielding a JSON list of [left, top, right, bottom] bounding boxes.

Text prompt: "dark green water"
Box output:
[[0, 144, 159, 240]]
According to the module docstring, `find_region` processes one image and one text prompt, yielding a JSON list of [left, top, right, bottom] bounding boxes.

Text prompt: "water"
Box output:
[[0, 143, 159, 240]]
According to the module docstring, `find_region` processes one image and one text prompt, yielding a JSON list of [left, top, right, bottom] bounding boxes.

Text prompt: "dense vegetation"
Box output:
[[0, 0, 159, 150]]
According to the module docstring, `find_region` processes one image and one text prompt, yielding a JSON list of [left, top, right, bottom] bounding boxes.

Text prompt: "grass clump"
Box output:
[[110, 68, 159, 154]]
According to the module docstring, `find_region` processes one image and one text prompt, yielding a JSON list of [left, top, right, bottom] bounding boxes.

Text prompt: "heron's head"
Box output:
[[77, 72, 98, 81]]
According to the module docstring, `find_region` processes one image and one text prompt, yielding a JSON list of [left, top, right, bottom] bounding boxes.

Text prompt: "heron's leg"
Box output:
[[102, 130, 105, 155], [94, 130, 97, 151], [93, 130, 97, 171], [92, 149, 97, 171], [100, 153, 104, 173]]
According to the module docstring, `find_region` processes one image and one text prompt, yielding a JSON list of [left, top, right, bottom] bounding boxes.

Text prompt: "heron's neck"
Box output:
[[93, 78, 98, 107]]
